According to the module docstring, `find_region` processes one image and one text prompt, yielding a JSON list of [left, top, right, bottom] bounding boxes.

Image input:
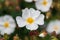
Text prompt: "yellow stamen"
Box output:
[[26, 17, 34, 24], [4, 22, 9, 28], [42, 0, 48, 6]]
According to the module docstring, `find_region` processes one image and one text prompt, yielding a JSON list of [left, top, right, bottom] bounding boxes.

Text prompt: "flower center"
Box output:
[[53, 25, 59, 31], [4, 22, 9, 28], [42, 0, 48, 6], [26, 17, 34, 24]]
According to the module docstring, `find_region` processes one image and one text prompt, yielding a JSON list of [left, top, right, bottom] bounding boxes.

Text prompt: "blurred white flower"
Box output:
[[25, 0, 37, 2], [39, 33, 45, 37], [46, 20, 60, 35], [0, 15, 16, 35], [35, 0, 52, 12], [39, 31, 47, 37], [25, 0, 33, 2], [16, 8, 44, 30]]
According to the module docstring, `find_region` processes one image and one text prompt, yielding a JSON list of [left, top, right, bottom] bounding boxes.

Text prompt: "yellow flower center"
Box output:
[[42, 0, 48, 6], [53, 25, 59, 31], [26, 17, 34, 24], [4, 22, 9, 28]]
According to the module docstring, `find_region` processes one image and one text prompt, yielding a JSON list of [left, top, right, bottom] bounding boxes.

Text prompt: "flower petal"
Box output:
[[22, 8, 30, 19], [1, 28, 15, 35], [3, 15, 14, 22], [25, 0, 33, 2], [26, 23, 38, 30], [30, 8, 41, 19], [9, 22, 16, 28], [16, 16, 26, 27], [39, 33, 45, 37], [0, 26, 4, 32], [35, 14, 44, 25]]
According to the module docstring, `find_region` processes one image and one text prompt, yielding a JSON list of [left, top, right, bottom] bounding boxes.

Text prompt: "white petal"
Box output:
[[22, 8, 30, 19], [16, 16, 26, 27], [0, 16, 5, 25], [0, 15, 15, 26], [26, 23, 38, 30], [30, 8, 41, 19], [1, 28, 15, 35], [46, 21, 55, 34], [25, 0, 33, 2], [47, 0, 52, 7], [3, 15, 15, 22], [4, 15, 12, 20], [9, 23, 16, 28], [35, 14, 44, 25], [39, 33, 45, 37], [22, 8, 40, 19], [39, 7, 50, 12], [0, 26, 4, 32]]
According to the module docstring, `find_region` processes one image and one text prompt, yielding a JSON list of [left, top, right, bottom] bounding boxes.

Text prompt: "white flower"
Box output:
[[46, 20, 60, 35], [16, 8, 44, 30], [24, 0, 37, 2], [0, 15, 16, 35], [25, 0, 33, 2], [35, 0, 52, 12], [39, 33, 45, 37], [39, 31, 47, 37]]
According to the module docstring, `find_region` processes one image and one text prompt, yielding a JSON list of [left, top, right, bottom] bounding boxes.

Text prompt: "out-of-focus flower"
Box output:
[[5, 0, 10, 7], [39, 31, 47, 37], [35, 0, 52, 12], [46, 20, 60, 35], [25, 0, 33, 2], [16, 8, 44, 30], [13, 34, 20, 40], [0, 15, 16, 35], [25, 0, 37, 2], [46, 11, 51, 19]]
